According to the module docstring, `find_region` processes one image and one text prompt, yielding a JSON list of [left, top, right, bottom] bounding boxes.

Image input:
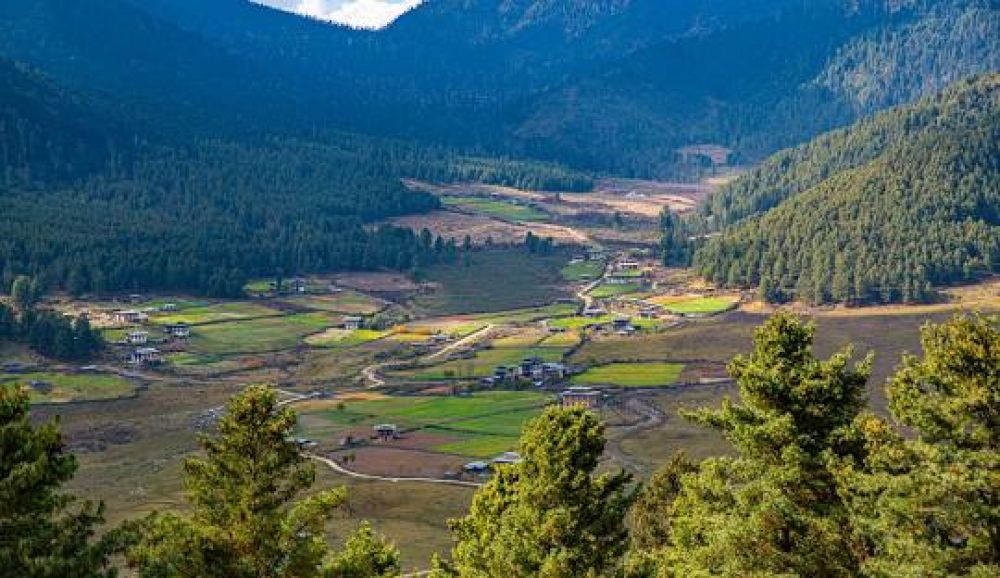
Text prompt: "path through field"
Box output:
[[306, 452, 481, 488]]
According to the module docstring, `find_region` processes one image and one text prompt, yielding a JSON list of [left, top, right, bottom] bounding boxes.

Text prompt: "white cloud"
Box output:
[[256, 0, 422, 29]]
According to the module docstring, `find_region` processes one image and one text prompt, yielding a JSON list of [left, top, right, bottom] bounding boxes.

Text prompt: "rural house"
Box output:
[[560, 386, 603, 409], [129, 347, 161, 366], [343, 316, 364, 330], [373, 423, 399, 441], [126, 330, 149, 345], [111, 310, 145, 325], [164, 323, 190, 338]]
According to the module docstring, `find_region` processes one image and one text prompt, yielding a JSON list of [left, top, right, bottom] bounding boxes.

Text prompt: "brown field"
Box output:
[[388, 210, 589, 247], [327, 446, 466, 478], [330, 272, 421, 293]]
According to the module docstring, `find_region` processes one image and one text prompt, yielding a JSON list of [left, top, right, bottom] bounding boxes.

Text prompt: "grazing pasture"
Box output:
[[393, 345, 567, 381], [441, 196, 548, 222], [305, 329, 388, 348], [561, 260, 605, 281], [412, 249, 570, 315], [2, 371, 136, 403]]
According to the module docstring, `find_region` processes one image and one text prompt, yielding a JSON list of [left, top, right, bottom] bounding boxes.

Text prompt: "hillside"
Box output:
[[1, 0, 995, 176], [692, 74, 999, 305], [0, 58, 597, 297]]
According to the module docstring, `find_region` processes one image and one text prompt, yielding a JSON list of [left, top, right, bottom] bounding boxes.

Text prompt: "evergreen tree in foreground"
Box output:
[[0, 385, 120, 577], [655, 313, 872, 576], [126, 385, 359, 577], [836, 314, 999, 576], [437, 406, 634, 577]]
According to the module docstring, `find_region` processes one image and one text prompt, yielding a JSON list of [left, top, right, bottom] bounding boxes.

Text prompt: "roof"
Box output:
[[463, 461, 489, 471], [135, 347, 160, 355]]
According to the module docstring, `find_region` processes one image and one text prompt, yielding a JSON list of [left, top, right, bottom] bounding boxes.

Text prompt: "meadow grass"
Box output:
[[441, 196, 548, 222], [561, 260, 605, 281], [412, 249, 570, 316], [151, 301, 282, 326], [1, 371, 136, 403], [189, 312, 333, 355], [571, 362, 685, 388]]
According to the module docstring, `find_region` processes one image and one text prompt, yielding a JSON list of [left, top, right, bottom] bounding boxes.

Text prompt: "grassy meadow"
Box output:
[[572, 362, 685, 388]]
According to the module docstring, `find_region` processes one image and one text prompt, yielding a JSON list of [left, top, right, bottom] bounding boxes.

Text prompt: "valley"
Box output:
[[7, 178, 996, 570]]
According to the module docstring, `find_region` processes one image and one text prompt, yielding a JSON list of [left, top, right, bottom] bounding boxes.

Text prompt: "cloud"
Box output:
[[257, 0, 422, 29]]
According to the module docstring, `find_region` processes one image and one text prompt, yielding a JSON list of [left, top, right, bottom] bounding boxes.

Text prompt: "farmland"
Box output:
[[189, 312, 334, 355], [150, 301, 282, 325], [650, 295, 739, 315], [571, 362, 685, 388], [298, 391, 551, 458]]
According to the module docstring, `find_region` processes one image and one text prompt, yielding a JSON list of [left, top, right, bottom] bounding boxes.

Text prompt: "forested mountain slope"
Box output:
[[692, 74, 999, 305], [0, 57, 596, 297], [1, 0, 994, 176]]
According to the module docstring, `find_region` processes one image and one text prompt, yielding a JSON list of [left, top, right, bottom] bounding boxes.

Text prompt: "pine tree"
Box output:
[[660, 313, 871, 576], [323, 522, 400, 578], [836, 314, 1000, 576], [439, 406, 633, 577], [0, 385, 121, 577], [125, 385, 347, 577]]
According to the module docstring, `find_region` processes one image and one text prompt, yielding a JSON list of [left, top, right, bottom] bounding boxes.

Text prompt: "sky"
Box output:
[[256, 0, 423, 29]]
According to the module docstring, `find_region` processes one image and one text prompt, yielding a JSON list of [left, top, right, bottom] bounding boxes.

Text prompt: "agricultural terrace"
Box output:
[[648, 295, 739, 315], [298, 391, 552, 458], [441, 196, 548, 222], [2, 371, 136, 403], [571, 362, 685, 388]]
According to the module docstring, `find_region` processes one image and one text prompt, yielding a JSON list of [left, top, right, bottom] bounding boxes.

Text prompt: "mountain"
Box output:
[[691, 74, 999, 305], [1, 0, 995, 176]]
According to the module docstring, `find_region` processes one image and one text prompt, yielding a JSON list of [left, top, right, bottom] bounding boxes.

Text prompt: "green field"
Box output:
[[538, 330, 583, 347], [305, 328, 388, 348], [561, 260, 605, 281], [572, 362, 684, 388], [151, 301, 282, 326], [441, 196, 548, 222], [189, 312, 333, 354], [306, 391, 551, 457], [413, 250, 571, 316], [589, 283, 643, 298], [547, 315, 615, 330], [1, 371, 136, 403], [393, 346, 567, 380], [654, 296, 738, 315]]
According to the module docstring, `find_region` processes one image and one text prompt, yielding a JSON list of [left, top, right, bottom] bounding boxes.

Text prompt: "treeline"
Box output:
[[672, 74, 999, 305], [4, 313, 997, 576], [0, 278, 102, 361]]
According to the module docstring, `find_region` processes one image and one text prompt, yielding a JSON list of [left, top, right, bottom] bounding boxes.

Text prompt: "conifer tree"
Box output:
[[126, 385, 347, 577], [324, 522, 400, 578], [0, 385, 120, 577], [836, 314, 999, 576], [660, 313, 871, 576], [439, 406, 633, 577]]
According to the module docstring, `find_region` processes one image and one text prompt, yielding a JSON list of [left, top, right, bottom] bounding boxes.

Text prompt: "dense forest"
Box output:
[[0, 0, 995, 176], [0, 60, 592, 297], [686, 74, 999, 305]]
